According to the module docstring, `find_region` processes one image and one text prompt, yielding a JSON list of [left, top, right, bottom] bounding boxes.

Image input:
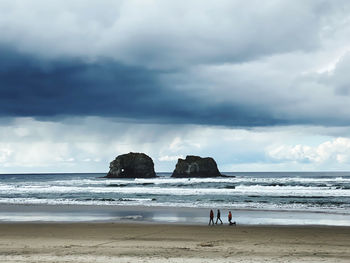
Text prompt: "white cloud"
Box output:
[[0, 147, 13, 163], [0, 0, 343, 68], [267, 137, 350, 165], [158, 155, 184, 162]]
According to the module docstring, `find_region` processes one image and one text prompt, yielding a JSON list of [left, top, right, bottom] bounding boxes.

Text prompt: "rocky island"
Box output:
[[171, 155, 222, 178], [106, 152, 156, 178]]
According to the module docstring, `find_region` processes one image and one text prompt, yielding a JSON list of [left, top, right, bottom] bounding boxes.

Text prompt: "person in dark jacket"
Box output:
[[215, 209, 223, 224], [209, 209, 214, 225]]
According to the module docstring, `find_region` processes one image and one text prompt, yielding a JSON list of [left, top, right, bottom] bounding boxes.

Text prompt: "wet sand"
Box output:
[[1, 203, 350, 226], [0, 223, 349, 262]]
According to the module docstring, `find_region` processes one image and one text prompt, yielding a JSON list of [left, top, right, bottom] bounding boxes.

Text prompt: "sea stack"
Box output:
[[171, 155, 222, 178], [106, 152, 156, 178]]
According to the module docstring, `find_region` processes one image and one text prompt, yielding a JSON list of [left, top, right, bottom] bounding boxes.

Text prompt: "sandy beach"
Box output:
[[0, 223, 349, 263]]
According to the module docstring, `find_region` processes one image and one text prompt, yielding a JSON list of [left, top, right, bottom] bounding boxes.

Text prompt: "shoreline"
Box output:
[[3, 202, 349, 215], [0, 223, 349, 262], [1, 203, 350, 226]]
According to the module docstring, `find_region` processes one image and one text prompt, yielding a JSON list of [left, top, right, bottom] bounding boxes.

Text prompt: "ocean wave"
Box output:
[[0, 198, 348, 214], [1, 173, 349, 215], [1, 184, 350, 197], [2, 176, 350, 189]]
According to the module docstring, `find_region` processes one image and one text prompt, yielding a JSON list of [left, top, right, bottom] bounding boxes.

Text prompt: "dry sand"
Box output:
[[0, 223, 349, 262]]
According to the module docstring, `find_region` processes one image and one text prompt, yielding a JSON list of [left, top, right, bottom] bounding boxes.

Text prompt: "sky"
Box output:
[[1, 0, 350, 173]]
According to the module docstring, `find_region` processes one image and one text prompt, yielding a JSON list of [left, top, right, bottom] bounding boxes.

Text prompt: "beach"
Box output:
[[0, 223, 349, 263], [1, 173, 349, 262]]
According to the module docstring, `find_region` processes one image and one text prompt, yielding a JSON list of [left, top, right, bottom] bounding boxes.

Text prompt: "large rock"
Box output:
[[106, 152, 156, 178], [171, 155, 222, 178]]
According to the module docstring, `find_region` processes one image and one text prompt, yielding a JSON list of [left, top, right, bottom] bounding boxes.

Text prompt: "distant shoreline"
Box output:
[[1, 171, 350, 175]]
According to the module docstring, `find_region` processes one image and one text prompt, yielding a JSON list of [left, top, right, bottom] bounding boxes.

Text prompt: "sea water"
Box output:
[[0, 172, 349, 225]]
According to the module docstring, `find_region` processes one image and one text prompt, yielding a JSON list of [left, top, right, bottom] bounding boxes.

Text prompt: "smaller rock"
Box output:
[[171, 155, 222, 178]]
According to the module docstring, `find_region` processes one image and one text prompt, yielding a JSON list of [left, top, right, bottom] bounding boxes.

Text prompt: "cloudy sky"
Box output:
[[1, 0, 350, 173]]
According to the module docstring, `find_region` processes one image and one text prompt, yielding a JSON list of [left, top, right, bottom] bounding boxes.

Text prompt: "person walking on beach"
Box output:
[[228, 211, 236, 226], [209, 209, 214, 225], [215, 209, 223, 224]]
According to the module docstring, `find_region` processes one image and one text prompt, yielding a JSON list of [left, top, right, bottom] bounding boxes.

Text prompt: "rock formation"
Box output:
[[171, 155, 222, 178], [106, 152, 156, 178]]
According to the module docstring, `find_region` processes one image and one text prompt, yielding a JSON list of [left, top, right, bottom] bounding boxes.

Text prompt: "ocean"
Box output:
[[0, 172, 350, 225]]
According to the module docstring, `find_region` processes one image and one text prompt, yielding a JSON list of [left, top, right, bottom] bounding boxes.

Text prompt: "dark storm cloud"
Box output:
[[0, 48, 285, 126], [1, 1, 350, 128]]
